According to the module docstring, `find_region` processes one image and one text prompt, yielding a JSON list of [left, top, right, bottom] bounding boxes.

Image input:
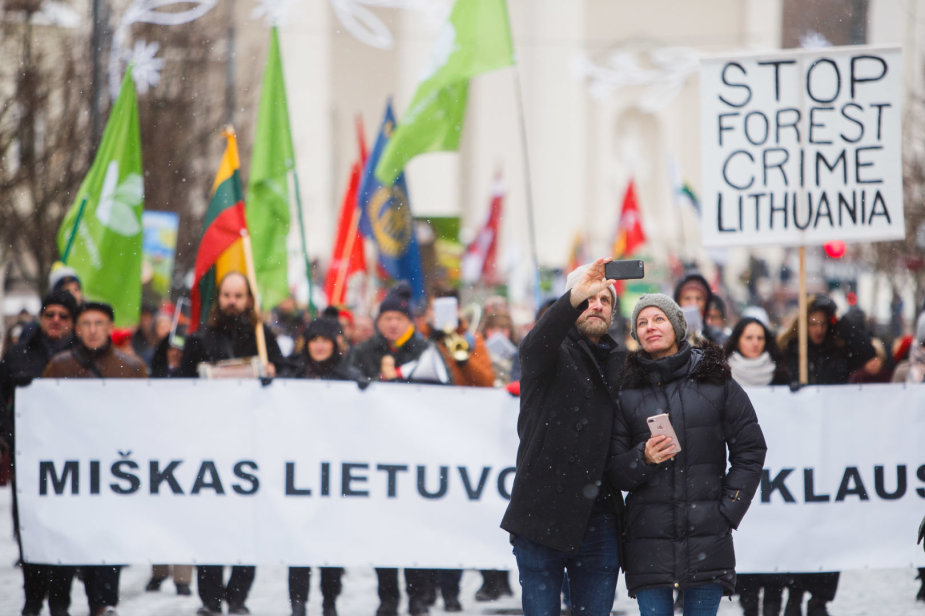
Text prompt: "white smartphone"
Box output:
[[647, 412, 681, 454], [433, 296, 459, 332]]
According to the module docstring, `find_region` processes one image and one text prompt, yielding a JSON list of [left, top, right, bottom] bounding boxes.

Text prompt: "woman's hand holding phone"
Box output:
[[644, 434, 678, 465]]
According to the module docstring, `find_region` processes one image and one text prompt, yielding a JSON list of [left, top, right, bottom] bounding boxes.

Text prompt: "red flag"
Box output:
[[462, 175, 504, 285], [613, 179, 646, 257], [324, 117, 368, 306]]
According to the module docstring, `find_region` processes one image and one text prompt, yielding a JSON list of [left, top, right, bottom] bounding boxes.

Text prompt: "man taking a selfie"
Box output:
[[501, 258, 625, 616]]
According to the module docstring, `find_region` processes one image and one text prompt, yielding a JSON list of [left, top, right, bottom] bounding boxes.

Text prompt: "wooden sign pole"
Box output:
[[798, 246, 808, 384]]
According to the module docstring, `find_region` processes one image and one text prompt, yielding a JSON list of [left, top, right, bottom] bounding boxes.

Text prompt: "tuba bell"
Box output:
[[443, 330, 471, 363]]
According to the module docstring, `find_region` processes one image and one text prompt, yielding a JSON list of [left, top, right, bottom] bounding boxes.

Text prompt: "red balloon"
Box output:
[[824, 240, 846, 259]]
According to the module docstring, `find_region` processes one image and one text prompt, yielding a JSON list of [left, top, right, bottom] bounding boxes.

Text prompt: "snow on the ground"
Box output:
[[0, 486, 921, 616]]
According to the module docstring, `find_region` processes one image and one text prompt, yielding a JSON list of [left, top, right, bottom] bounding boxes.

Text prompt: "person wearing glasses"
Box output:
[[41, 302, 147, 616], [0, 291, 78, 616]]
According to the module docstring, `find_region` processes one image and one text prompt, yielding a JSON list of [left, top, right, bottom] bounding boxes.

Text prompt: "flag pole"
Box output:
[[61, 196, 89, 264], [333, 200, 362, 305], [241, 229, 270, 368], [291, 172, 315, 318], [499, 2, 541, 308], [334, 114, 368, 306], [268, 27, 314, 318], [798, 246, 808, 384]]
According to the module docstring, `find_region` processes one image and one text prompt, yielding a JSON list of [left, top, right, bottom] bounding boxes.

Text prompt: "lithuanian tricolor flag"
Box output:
[[190, 127, 249, 332]]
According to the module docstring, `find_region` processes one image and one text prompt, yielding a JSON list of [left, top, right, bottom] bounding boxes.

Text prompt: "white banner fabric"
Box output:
[[15, 380, 925, 572], [699, 45, 904, 247]]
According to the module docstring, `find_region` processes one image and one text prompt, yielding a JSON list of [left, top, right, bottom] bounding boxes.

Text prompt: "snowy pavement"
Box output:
[[0, 485, 921, 616]]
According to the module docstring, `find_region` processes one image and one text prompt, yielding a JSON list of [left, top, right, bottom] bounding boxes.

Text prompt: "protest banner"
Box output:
[[15, 380, 925, 571], [699, 45, 904, 248]]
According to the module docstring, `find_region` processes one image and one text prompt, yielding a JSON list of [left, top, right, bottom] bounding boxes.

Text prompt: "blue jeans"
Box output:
[[512, 512, 619, 616], [636, 583, 723, 616]]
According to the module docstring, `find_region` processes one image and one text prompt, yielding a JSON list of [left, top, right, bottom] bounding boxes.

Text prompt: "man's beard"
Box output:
[[216, 308, 254, 333], [577, 314, 610, 339]]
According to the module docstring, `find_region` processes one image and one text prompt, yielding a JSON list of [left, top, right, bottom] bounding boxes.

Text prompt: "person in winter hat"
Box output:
[[43, 301, 147, 616], [501, 258, 626, 616], [285, 316, 366, 616], [48, 262, 83, 304], [348, 281, 431, 383], [0, 290, 78, 616], [608, 293, 766, 616], [347, 282, 438, 616], [673, 272, 727, 345]]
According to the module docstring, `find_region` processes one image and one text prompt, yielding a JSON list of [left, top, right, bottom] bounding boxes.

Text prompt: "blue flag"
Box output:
[[358, 102, 426, 303]]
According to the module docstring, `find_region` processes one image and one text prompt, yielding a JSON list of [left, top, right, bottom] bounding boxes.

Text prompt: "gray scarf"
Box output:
[[728, 351, 776, 386]]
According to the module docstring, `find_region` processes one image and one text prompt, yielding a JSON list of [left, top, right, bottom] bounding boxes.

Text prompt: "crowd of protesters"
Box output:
[[0, 260, 923, 616]]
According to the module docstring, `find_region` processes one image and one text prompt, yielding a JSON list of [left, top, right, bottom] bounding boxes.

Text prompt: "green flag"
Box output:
[[57, 66, 144, 327], [374, 0, 514, 185], [246, 26, 295, 310]]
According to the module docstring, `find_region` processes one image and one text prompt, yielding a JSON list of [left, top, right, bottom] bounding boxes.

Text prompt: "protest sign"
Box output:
[[700, 45, 904, 247], [15, 380, 925, 571]]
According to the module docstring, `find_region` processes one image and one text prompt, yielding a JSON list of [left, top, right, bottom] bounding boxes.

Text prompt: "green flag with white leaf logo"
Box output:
[[246, 26, 295, 311], [374, 0, 515, 185], [58, 66, 144, 327]]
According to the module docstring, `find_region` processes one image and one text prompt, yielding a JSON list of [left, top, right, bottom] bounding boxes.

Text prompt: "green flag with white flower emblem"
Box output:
[[246, 26, 295, 311], [58, 66, 144, 327], [374, 0, 515, 185]]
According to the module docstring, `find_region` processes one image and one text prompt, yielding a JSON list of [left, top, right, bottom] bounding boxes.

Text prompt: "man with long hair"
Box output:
[[178, 271, 284, 616]]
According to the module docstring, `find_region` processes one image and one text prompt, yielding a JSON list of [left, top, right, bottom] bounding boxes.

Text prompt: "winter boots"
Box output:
[[474, 570, 514, 601], [291, 601, 307, 616]]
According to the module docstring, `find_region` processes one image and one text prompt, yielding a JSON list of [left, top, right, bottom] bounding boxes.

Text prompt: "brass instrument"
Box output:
[[443, 330, 471, 363]]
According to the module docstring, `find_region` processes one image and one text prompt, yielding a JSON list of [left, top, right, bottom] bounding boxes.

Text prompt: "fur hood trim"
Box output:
[[622, 341, 730, 389]]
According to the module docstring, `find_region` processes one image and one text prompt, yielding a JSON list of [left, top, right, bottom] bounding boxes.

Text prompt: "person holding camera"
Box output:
[[608, 294, 766, 616], [501, 258, 625, 616], [416, 287, 496, 612], [348, 281, 440, 616]]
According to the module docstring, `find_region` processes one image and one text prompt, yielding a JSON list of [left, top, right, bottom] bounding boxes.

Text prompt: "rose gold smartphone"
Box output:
[[647, 412, 681, 454]]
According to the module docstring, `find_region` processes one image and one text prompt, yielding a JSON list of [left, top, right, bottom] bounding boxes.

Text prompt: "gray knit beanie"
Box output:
[[630, 293, 687, 343]]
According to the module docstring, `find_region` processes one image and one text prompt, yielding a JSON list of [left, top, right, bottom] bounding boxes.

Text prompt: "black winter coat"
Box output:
[[178, 323, 283, 378], [347, 330, 431, 381], [0, 325, 74, 445], [608, 342, 766, 596], [500, 292, 626, 554], [286, 351, 368, 384], [781, 320, 874, 386]]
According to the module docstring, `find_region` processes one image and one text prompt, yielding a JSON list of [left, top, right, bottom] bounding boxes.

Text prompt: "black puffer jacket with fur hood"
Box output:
[[607, 341, 766, 596]]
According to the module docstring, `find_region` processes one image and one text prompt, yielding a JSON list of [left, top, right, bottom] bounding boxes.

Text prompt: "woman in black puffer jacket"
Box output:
[[608, 294, 767, 616]]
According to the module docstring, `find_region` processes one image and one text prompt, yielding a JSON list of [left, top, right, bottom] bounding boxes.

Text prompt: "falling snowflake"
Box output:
[[800, 30, 832, 49], [251, 0, 297, 26], [129, 39, 165, 94]]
